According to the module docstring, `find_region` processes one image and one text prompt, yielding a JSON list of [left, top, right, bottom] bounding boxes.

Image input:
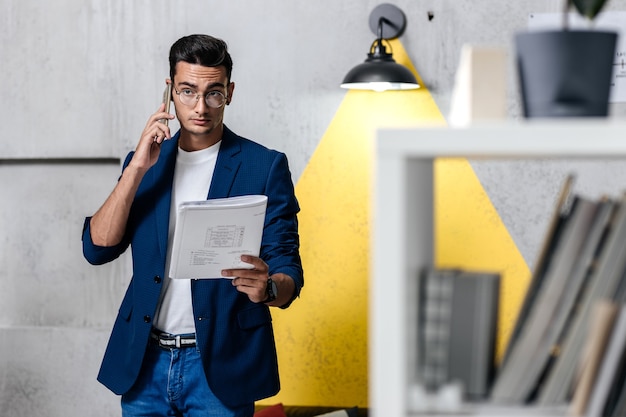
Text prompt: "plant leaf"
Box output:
[[572, 0, 610, 20]]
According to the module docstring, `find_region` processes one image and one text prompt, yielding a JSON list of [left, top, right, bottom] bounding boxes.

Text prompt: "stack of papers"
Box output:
[[168, 195, 267, 279]]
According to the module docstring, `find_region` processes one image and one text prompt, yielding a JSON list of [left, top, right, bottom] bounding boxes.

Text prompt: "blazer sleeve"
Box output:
[[81, 152, 134, 265], [261, 151, 303, 308]]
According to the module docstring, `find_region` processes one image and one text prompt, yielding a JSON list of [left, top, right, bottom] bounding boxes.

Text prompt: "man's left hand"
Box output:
[[223, 255, 294, 306]]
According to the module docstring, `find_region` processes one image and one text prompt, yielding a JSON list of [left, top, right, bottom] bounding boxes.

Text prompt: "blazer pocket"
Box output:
[[237, 305, 272, 330]]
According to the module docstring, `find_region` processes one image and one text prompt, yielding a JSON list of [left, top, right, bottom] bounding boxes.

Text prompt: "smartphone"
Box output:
[[160, 83, 173, 126]]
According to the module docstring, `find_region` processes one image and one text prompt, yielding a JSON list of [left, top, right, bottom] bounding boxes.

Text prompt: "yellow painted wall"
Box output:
[[260, 40, 531, 407]]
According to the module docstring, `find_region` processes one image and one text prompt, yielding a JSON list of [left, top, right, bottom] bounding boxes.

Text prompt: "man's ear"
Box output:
[[226, 82, 235, 105]]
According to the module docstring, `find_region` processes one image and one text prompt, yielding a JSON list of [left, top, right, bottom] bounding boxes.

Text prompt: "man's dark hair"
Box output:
[[169, 34, 233, 83]]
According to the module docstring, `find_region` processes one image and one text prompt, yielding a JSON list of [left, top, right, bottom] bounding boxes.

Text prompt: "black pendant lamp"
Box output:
[[341, 3, 420, 92]]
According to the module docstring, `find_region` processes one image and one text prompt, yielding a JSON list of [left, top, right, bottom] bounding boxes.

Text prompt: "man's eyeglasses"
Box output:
[[173, 87, 227, 108]]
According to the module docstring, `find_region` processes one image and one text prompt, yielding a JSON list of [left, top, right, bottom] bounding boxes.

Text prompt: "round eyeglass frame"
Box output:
[[173, 87, 227, 108]]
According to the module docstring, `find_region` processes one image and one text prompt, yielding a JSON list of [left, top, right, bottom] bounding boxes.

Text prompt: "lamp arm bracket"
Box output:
[[368, 3, 407, 40]]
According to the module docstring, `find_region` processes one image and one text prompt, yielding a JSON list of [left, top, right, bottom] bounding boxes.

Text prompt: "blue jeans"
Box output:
[[121, 341, 254, 417]]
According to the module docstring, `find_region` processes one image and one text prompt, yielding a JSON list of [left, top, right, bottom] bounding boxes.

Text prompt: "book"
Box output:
[[418, 268, 500, 399], [569, 300, 619, 416], [608, 342, 626, 417], [532, 198, 616, 403], [584, 304, 626, 417], [418, 269, 454, 390], [490, 195, 604, 403], [498, 175, 575, 368], [537, 196, 626, 405], [447, 270, 500, 399], [167, 194, 267, 279]]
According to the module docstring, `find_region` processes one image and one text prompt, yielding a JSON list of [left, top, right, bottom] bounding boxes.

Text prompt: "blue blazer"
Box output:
[[82, 126, 303, 407]]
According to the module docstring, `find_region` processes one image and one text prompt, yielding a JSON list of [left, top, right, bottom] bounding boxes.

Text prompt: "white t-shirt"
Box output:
[[153, 141, 221, 334]]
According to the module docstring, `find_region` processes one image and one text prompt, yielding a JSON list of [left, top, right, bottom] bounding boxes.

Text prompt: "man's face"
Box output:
[[171, 61, 234, 146]]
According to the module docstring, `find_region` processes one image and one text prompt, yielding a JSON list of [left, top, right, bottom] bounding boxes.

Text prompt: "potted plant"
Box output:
[[515, 0, 617, 117]]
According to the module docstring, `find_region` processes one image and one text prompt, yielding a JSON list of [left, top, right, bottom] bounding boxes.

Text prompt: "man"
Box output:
[[82, 34, 303, 417]]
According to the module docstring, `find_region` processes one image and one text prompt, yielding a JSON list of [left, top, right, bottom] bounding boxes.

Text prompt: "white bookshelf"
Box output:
[[370, 121, 626, 417]]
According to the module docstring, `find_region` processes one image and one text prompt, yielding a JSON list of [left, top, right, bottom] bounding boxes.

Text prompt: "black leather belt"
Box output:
[[150, 330, 196, 349]]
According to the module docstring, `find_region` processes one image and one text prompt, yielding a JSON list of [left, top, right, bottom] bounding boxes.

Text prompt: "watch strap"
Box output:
[[262, 278, 277, 303]]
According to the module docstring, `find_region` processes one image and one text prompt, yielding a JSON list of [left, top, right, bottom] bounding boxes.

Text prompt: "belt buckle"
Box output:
[[175, 335, 181, 349]]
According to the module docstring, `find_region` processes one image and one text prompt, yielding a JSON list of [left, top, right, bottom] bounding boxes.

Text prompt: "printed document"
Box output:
[[168, 195, 267, 279]]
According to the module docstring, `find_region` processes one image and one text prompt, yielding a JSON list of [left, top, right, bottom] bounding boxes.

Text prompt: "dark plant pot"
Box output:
[[515, 30, 617, 118]]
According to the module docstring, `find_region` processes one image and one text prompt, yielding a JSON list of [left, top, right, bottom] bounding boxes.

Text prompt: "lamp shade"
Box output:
[[341, 51, 420, 92]]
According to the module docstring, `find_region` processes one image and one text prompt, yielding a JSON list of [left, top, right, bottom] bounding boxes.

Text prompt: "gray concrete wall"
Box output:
[[3, 1, 626, 416]]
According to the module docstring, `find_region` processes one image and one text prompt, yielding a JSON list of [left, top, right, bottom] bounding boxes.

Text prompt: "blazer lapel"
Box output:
[[208, 126, 242, 199], [153, 134, 179, 259]]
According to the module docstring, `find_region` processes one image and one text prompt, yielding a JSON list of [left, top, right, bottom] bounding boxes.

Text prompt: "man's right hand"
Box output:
[[130, 103, 175, 172]]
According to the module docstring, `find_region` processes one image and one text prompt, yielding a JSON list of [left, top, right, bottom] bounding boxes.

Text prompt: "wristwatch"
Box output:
[[264, 278, 278, 303]]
